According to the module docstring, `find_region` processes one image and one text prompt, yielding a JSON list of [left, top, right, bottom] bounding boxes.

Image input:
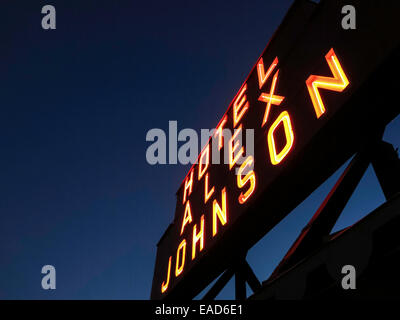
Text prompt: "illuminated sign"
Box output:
[[151, 0, 400, 300]]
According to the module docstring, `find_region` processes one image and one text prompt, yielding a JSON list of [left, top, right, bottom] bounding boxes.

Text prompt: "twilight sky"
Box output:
[[0, 0, 399, 299]]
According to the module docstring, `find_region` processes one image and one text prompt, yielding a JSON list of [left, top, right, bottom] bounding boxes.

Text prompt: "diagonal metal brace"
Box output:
[[269, 146, 372, 279]]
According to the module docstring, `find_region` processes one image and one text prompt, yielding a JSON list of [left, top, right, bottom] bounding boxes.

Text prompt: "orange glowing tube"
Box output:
[[175, 239, 186, 277], [180, 200, 193, 235], [237, 156, 256, 204], [192, 215, 205, 260], [257, 56, 278, 89], [267, 111, 294, 165], [258, 69, 285, 127], [161, 256, 172, 293], [214, 115, 227, 151], [182, 170, 194, 203], [212, 187, 227, 236], [198, 145, 210, 181], [204, 173, 215, 204], [229, 125, 244, 170], [233, 84, 249, 128], [306, 48, 349, 118]]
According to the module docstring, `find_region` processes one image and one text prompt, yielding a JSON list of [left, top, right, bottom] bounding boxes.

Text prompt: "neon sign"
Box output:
[[156, 47, 350, 295], [151, 0, 400, 300]]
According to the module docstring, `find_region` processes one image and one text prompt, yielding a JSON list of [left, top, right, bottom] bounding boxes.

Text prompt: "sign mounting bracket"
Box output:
[[202, 254, 261, 300], [266, 136, 400, 283]]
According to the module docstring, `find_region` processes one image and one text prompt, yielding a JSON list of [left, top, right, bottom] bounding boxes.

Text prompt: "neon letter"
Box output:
[[198, 145, 210, 180], [175, 239, 186, 277], [233, 85, 249, 127], [161, 256, 172, 293], [259, 69, 285, 127], [204, 173, 215, 204], [306, 48, 349, 118], [213, 187, 227, 236], [267, 111, 294, 165], [237, 156, 256, 204], [192, 215, 205, 260], [214, 115, 227, 151], [180, 200, 193, 235], [229, 125, 244, 170], [182, 170, 194, 203], [257, 57, 278, 89]]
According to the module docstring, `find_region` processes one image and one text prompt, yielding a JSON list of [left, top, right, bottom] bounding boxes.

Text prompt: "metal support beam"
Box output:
[[202, 267, 235, 301], [371, 141, 400, 200], [269, 147, 372, 279], [203, 138, 399, 298], [202, 257, 261, 300], [243, 261, 262, 293], [235, 265, 247, 301]]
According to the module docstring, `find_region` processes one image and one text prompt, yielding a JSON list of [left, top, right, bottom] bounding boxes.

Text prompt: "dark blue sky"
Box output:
[[0, 0, 398, 299]]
